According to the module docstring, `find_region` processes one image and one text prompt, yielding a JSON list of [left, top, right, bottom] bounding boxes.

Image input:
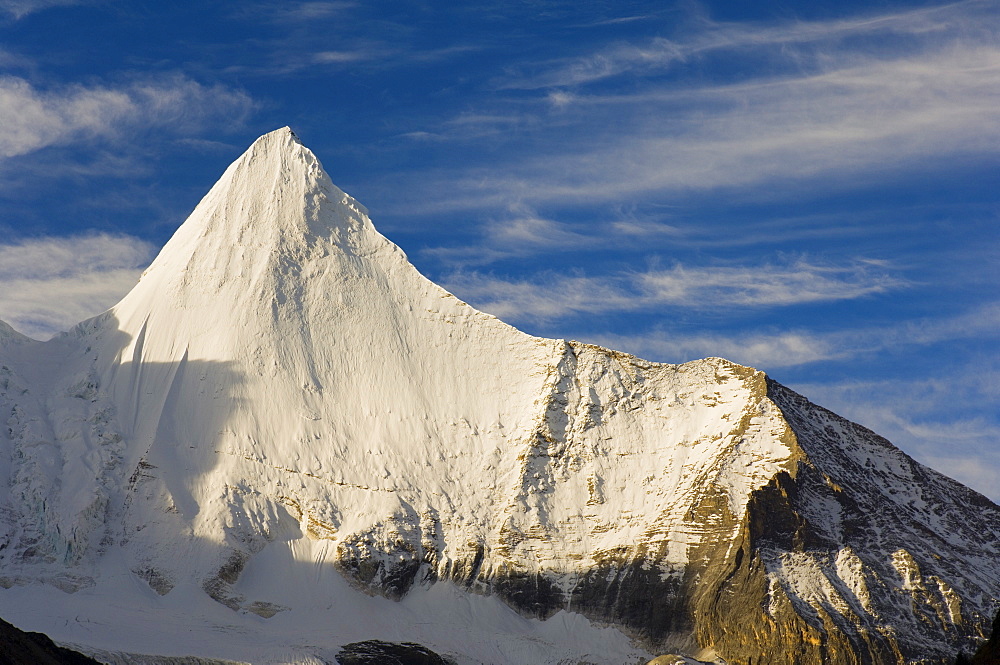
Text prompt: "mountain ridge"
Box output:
[[0, 128, 996, 664]]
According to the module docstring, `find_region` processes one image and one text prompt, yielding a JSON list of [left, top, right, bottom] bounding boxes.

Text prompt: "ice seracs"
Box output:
[[0, 128, 997, 665]]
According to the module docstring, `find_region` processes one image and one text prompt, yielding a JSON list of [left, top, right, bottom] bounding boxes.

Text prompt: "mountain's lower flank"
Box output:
[[0, 128, 996, 665]]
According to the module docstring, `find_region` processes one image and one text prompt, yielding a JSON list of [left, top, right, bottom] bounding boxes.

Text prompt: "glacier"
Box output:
[[0, 128, 997, 665]]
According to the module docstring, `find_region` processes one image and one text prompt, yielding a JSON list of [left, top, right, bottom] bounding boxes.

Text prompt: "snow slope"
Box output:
[[0, 128, 997, 664]]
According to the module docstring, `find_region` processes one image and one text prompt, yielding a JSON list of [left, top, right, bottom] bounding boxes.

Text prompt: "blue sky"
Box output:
[[0, 0, 997, 501]]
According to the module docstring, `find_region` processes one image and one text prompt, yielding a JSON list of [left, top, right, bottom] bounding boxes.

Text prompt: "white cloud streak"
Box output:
[[421, 204, 601, 266], [272, 2, 356, 21], [399, 2, 1000, 210], [313, 50, 377, 63], [504, 46, 1000, 203], [592, 330, 839, 369], [0, 234, 154, 340], [585, 301, 1000, 369], [0, 0, 81, 19], [792, 368, 1000, 501], [506, 1, 995, 90], [447, 272, 636, 320], [639, 261, 901, 307], [445, 259, 903, 321], [0, 75, 254, 159], [485, 204, 594, 248]]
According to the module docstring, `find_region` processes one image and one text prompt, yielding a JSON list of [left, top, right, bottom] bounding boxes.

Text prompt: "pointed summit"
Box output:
[[132, 126, 376, 287], [108, 128, 405, 362], [0, 318, 31, 346]]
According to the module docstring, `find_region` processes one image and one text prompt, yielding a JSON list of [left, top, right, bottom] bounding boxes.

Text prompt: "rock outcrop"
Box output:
[[0, 616, 100, 665]]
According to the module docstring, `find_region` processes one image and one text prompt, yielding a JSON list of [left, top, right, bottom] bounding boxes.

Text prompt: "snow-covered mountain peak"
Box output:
[[0, 130, 997, 665], [104, 126, 412, 365], [123, 126, 378, 302]]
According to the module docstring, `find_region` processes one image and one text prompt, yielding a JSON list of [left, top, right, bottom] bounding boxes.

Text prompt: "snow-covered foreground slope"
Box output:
[[0, 128, 997, 665]]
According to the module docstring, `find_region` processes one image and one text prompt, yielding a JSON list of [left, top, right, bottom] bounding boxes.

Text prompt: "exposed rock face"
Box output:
[[659, 379, 1000, 665], [0, 616, 100, 665], [970, 610, 1000, 665], [335, 640, 454, 665], [0, 129, 997, 664]]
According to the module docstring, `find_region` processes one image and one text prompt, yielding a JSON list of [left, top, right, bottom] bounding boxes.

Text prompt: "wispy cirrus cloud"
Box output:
[[227, 2, 481, 77], [393, 1, 999, 214], [222, 44, 394, 77], [278, 42, 480, 74], [226, 39, 475, 77], [0, 0, 82, 19], [792, 363, 1000, 501], [504, 0, 996, 90], [482, 203, 595, 249], [266, 1, 356, 22], [421, 204, 599, 265], [587, 301, 1000, 369], [0, 47, 33, 69], [445, 258, 903, 321], [0, 234, 154, 340], [639, 261, 901, 307], [0, 74, 254, 160], [312, 49, 380, 64], [400, 113, 531, 144], [447, 272, 636, 320], [920, 454, 1000, 502], [492, 46, 1000, 204], [592, 330, 838, 369]]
